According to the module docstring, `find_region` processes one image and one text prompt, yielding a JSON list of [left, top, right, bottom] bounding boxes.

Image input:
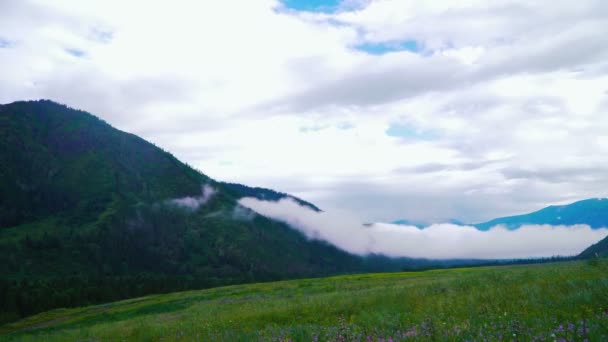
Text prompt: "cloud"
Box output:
[[169, 185, 216, 210], [501, 166, 606, 184], [2, 0, 608, 224], [268, 52, 466, 111], [239, 197, 608, 259]]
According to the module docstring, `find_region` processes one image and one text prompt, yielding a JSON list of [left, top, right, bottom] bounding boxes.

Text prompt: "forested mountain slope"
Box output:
[[0, 100, 366, 323]]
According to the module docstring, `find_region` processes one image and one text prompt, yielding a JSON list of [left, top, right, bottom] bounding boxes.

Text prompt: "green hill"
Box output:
[[579, 235, 608, 258], [1, 259, 607, 341], [220, 182, 321, 212], [0, 100, 369, 324]]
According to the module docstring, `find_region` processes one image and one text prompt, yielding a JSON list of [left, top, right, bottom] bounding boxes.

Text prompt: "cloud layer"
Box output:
[[1, 1, 608, 222], [240, 197, 608, 259]]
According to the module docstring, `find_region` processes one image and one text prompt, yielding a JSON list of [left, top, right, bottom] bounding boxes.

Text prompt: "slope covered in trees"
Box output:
[[0, 100, 368, 324]]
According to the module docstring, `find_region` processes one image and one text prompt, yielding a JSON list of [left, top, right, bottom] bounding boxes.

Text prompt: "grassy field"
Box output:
[[1, 259, 607, 341]]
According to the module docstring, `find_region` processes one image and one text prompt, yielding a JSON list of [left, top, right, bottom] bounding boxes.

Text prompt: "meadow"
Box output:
[[1, 259, 607, 341]]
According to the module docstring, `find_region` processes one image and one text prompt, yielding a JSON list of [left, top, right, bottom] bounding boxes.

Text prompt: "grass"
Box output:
[[1, 259, 608, 341]]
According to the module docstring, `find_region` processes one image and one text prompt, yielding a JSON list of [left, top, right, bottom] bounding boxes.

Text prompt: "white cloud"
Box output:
[[1, 0, 608, 223], [169, 185, 216, 210], [240, 197, 608, 259]]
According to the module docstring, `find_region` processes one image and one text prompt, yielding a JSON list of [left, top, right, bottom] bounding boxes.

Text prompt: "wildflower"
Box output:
[[567, 323, 575, 332], [403, 326, 418, 337]]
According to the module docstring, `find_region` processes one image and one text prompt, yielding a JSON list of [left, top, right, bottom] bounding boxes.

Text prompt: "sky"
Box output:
[[1, 0, 608, 223]]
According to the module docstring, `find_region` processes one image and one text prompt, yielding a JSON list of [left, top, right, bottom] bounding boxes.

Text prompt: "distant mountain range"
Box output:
[[392, 218, 464, 228], [392, 199, 608, 259], [392, 219, 428, 228], [393, 198, 608, 230], [473, 198, 608, 230]]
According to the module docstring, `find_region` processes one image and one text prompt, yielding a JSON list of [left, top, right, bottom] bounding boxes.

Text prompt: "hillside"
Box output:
[[0, 100, 368, 324], [221, 182, 321, 212], [473, 198, 608, 230], [579, 235, 608, 258], [1, 259, 607, 341]]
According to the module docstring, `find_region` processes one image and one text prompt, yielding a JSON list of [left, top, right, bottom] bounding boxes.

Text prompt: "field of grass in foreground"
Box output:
[[1, 259, 607, 341]]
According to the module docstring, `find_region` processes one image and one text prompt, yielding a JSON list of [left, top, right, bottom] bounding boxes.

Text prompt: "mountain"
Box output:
[[392, 218, 464, 228], [2, 100, 601, 325], [392, 219, 427, 228], [0, 100, 370, 324], [393, 200, 608, 231], [447, 218, 465, 225], [221, 182, 321, 212], [579, 235, 608, 258], [474, 198, 608, 230]]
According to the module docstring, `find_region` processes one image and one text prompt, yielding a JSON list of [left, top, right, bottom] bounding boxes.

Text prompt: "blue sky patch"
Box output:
[[0, 37, 12, 48], [386, 123, 436, 140], [281, 0, 342, 13], [356, 40, 420, 55], [65, 48, 85, 58]]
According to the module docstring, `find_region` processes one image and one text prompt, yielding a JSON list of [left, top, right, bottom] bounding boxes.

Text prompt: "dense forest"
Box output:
[[0, 100, 376, 324]]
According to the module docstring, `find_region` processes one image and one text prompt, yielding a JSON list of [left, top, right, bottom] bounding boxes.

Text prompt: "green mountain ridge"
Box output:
[[0, 100, 371, 324], [220, 182, 321, 212]]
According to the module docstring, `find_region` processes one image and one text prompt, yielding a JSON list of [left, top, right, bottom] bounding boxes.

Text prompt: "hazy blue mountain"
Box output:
[[392, 219, 427, 228], [474, 198, 608, 230], [447, 218, 465, 225], [392, 218, 464, 227], [392, 199, 608, 231]]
